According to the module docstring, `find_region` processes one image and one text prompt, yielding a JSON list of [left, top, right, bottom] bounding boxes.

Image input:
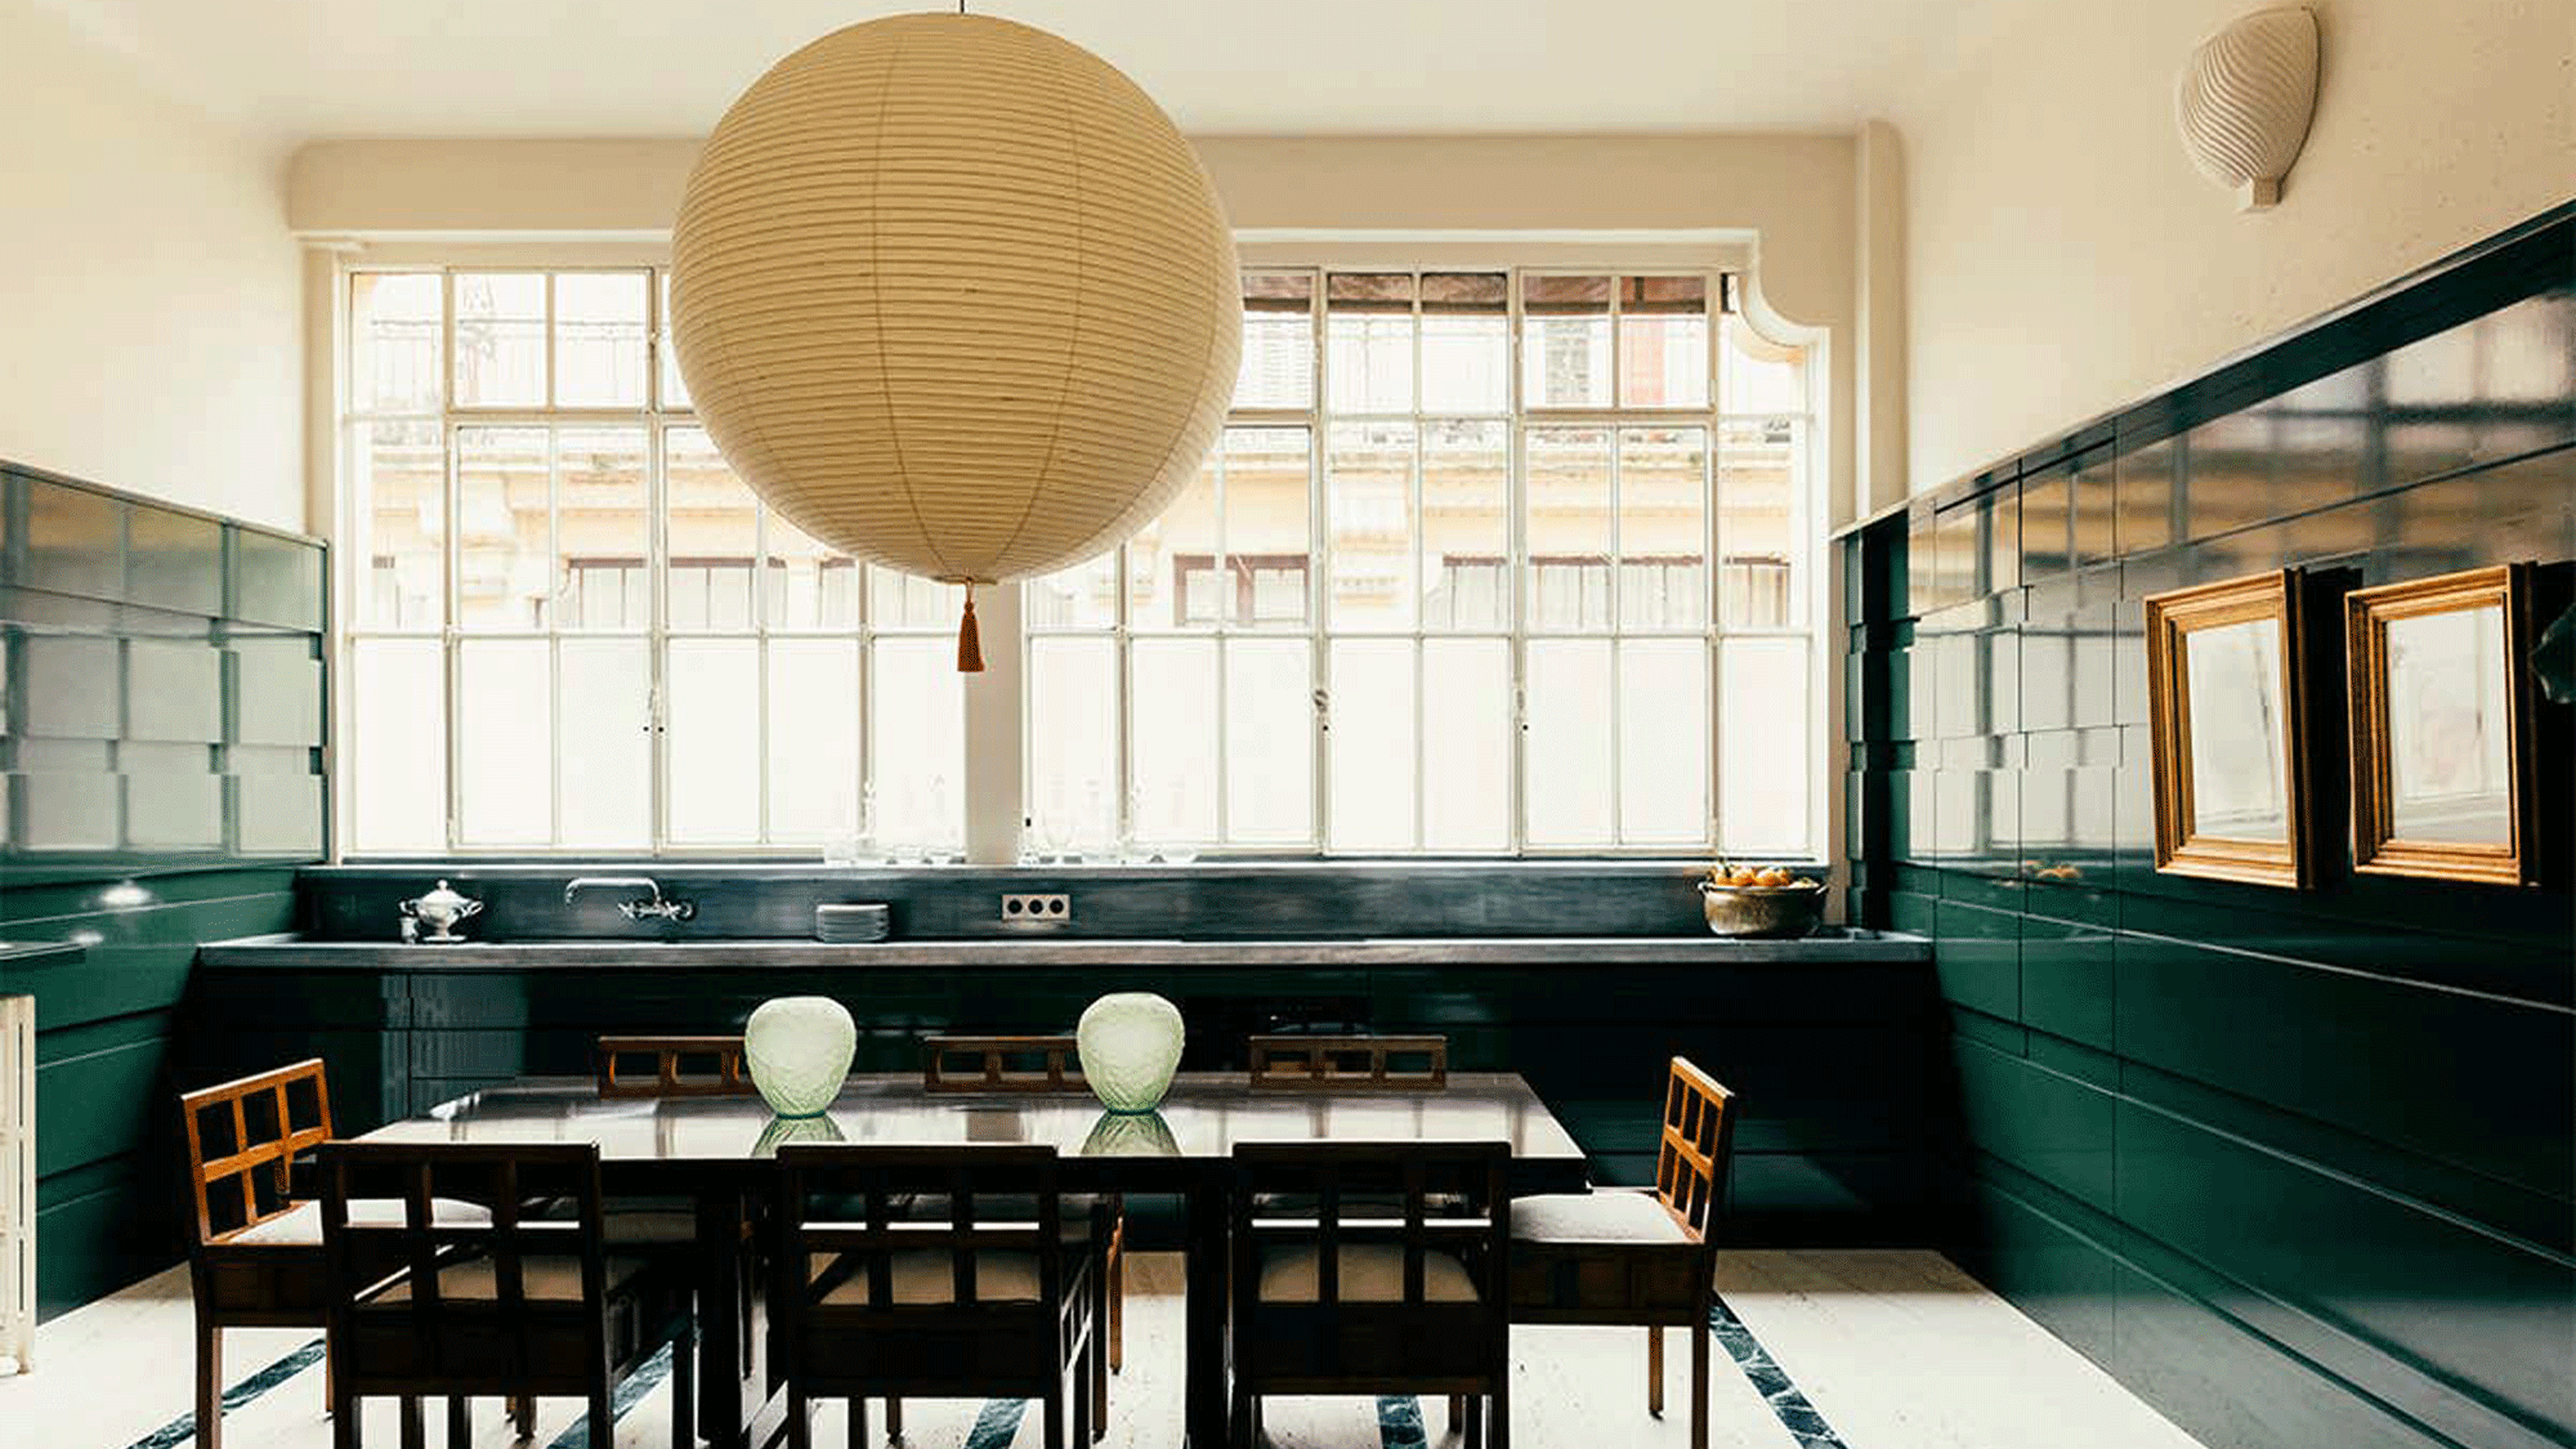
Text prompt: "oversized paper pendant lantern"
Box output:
[[671, 12, 1242, 669]]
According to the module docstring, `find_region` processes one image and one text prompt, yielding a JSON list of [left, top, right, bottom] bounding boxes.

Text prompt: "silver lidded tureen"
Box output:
[[398, 879, 484, 944]]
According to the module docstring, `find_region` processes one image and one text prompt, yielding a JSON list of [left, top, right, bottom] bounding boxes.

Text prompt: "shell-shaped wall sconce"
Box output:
[[2176, 7, 2319, 211]]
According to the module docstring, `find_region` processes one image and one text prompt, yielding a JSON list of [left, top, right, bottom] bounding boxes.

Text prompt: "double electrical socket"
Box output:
[[1000, 893, 1072, 928]]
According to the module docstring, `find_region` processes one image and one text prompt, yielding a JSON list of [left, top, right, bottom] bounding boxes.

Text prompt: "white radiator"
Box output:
[[0, 993, 31, 1373]]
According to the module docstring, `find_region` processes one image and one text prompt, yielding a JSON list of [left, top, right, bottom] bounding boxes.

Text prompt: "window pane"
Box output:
[[1128, 459, 1220, 630], [1327, 421, 1415, 630], [455, 425, 549, 630], [1524, 638, 1613, 844], [665, 638, 761, 843], [658, 271, 691, 409], [351, 638, 444, 850], [1421, 420, 1508, 632], [1236, 270, 1313, 410], [766, 509, 859, 632], [1719, 418, 1802, 628], [870, 637, 964, 853], [767, 638, 861, 844], [1619, 637, 1707, 844], [1720, 312, 1809, 415], [1521, 275, 1610, 407], [1027, 552, 1119, 630], [1620, 426, 1707, 630], [1225, 637, 1312, 844], [1224, 427, 1311, 627], [1619, 276, 1709, 408], [1027, 636, 1120, 848], [1327, 638, 1414, 851], [1422, 638, 1511, 850], [553, 272, 647, 407], [1525, 427, 1612, 631], [352, 419, 443, 631], [559, 638, 650, 847], [351, 273, 441, 413], [1326, 272, 1414, 413], [554, 426, 649, 630], [1719, 638, 1809, 853], [1130, 637, 1217, 845], [456, 638, 551, 844], [869, 569, 965, 633], [452, 272, 546, 407], [1420, 273, 1507, 413], [666, 425, 758, 632]]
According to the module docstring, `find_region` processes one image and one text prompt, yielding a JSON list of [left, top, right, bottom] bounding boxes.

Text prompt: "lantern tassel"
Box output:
[[956, 586, 986, 673]]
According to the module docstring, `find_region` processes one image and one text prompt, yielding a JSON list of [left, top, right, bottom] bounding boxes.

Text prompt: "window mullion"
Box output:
[[1505, 268, 1529, 857]]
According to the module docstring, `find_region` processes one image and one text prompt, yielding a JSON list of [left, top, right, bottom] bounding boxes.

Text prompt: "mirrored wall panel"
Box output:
[[0, 466, 327, 875]]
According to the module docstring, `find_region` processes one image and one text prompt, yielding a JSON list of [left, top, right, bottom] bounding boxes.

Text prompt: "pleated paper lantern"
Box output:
[[671, 13, 1242, 668]]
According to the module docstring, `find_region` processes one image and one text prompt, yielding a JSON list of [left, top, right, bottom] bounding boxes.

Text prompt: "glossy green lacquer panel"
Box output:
[[1849, 213, 2576, 1449]]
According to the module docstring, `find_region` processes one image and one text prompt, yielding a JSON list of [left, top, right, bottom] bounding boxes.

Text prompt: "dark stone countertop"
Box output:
[[196, 930, 1927, 970]]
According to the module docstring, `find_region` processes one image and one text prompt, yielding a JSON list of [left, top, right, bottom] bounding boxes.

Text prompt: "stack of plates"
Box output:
[[815, 903, 891, 943]]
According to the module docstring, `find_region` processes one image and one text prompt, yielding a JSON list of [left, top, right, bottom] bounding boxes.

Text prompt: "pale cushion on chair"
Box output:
[[1509, 1191, 1694, 1245], [228, 1197, 494, 1247], [601, 1209, 700, 1247], [811, 1249, 1045, 1306], [1256, 1244, 1479, 1303], [373, 1254, 646, 1303]]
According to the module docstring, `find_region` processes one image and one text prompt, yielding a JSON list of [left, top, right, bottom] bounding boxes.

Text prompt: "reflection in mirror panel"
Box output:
[[2182, 617, 2289, 842], [2384, 604, 2513, 844]]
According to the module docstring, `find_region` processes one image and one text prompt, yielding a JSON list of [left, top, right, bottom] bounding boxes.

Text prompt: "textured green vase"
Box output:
[[744, 995, 856, 1118], [1075, 992, 1184, 1113]]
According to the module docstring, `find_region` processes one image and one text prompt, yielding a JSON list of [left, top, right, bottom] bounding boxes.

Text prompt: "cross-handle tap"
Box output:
[[563, 875, 697, 923]]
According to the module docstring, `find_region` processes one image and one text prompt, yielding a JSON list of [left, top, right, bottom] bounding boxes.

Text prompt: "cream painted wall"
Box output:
[[287, 131, 1893, 527], [1897, 0, 2576, 492], [0, 5, 305, 532]]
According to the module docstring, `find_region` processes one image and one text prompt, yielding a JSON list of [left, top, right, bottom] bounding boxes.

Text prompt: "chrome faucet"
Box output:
[[563, 875, 698, 923]]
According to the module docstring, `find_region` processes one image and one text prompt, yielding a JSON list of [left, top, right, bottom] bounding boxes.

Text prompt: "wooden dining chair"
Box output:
[[595, 1034, 757, 1098], [1505, 1056, 1737, 1449], [919, 1033, 1125, 1397], [180, 1059, 519, 1449], [1230, 1141, 1513, 1449], [316, 1140, 694, 1449], [773, 1144, 1107, 1449], [1247, 1034, 1449, 1090]]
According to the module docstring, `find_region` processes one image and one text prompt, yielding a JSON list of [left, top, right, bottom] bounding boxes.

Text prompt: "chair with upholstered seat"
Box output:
[[772, 1143, 1106, 1449], [919, 1035, 1123, 1398], [180, 1059, 518, 1449], [1230, 1141, 1512, 1448], [1506, 1056, 1737, 1449], [316, 1140, 695, 1449]]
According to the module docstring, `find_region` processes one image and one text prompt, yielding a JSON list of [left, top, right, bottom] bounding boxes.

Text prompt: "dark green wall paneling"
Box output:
[[0, 461, 326, 1319], [1848, 207, 2576, 1449]]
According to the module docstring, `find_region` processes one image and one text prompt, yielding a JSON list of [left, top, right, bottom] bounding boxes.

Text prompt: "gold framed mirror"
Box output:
[[2145, 568, 2311, 887], [2345, 564, 2536, 885]]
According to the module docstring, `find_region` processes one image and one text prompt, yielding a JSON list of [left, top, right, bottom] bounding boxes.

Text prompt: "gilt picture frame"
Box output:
[[2345, 564, 2536, 886], [2145, 568, 2312, 888]]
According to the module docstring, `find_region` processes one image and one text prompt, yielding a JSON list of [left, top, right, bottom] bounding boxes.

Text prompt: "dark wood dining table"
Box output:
[[358, 1071, 1591, 1448]]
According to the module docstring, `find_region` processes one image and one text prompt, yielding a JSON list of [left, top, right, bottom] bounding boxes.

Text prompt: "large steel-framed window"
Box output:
[[1024, 266, 1818, 857], [338, 266, 964, 855]]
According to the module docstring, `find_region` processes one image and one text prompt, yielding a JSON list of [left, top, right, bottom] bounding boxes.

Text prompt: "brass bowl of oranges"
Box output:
[[1698, 863, 1827, 939]]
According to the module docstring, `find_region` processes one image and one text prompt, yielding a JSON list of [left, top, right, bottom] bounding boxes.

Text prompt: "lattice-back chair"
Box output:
[[1230, 1141, 1513, 1448], [179, 1059, 494, 1448], [773, 1144, 1106, 1449], [594, 1034, 756, 1099], [316, 1141, 694, 1449], [1505, 1056, 1738, 1449], [919, 1032, 1124, 1404], [1247, 1034, 1448, 1091]]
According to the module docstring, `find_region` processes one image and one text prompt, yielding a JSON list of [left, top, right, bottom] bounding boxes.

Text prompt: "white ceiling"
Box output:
[[33, 0, 2038, 143]]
